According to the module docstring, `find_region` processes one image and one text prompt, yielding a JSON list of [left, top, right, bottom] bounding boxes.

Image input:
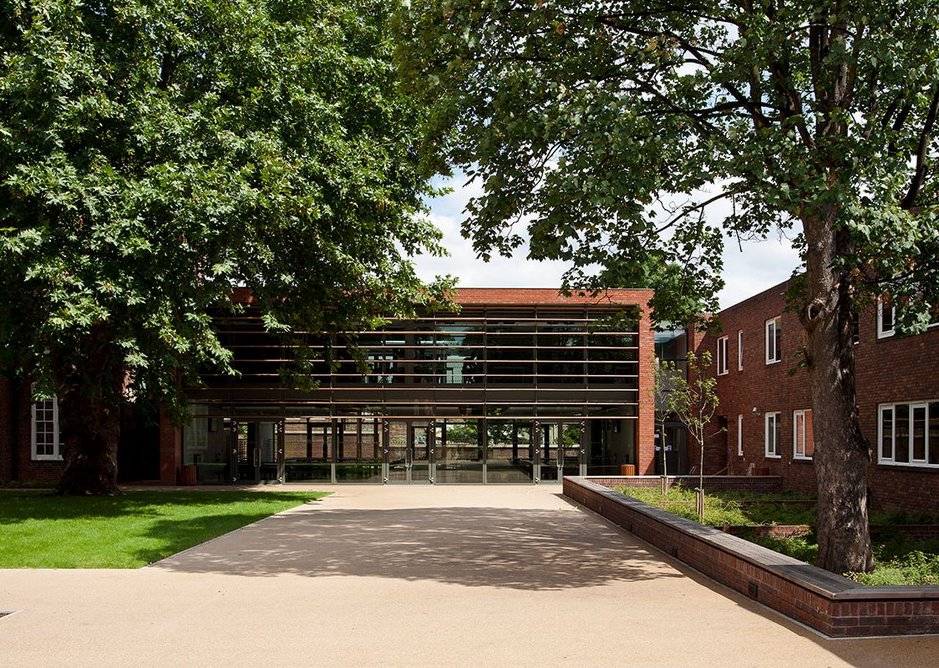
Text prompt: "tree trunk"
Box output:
[[803, 215, 874, 573], [807, 306, 873, 572], [55, 326, 124, 496], [698, 425, 704, 494]]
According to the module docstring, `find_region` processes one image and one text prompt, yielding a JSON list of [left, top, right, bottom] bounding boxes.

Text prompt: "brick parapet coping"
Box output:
[[563, 476, 939, 638]]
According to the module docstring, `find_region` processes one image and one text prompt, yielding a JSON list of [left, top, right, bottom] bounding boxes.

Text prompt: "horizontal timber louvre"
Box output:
[[187, 304, 641, 420]]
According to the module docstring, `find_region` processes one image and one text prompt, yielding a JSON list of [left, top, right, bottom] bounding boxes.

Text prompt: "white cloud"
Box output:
[[719, 234, 801, 309], [414, 174, 801, 310], [414, 175, 569, 287]]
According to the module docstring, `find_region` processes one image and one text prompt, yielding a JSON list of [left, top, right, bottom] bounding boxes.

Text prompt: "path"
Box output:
[[1, 485, 937, 666]]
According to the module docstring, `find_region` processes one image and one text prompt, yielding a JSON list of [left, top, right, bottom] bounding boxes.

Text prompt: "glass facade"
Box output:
[[182, 304, 643, 483], [653, 328, 690, 474]]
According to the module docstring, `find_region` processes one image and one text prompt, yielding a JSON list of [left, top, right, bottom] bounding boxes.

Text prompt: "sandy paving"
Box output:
[[2, 484, 938, 667]]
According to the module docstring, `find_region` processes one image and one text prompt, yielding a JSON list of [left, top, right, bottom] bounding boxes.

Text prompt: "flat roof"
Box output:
[[231, 286, 653, 307], [452, 287, 652, 306]]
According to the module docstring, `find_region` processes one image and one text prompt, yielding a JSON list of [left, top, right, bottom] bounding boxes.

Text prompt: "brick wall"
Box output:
[[637, 300, 656, 474], [698, 279, 939, 513], [159, 409, 182, 485], [856, 313, 939, 512], [1, 381, 65, 486], [0, 379, 13, 482]]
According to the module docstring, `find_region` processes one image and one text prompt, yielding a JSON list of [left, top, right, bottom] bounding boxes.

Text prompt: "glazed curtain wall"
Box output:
[[187, 305, 640, 420]]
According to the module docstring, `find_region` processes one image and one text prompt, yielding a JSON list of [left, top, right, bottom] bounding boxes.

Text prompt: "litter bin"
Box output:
[[620, 464, 637, 476], [178, 464, 198, 486]]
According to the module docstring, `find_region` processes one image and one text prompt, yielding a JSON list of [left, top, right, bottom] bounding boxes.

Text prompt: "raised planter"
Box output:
[[564, 476, 939, 638], [871, 525, 939, 540]]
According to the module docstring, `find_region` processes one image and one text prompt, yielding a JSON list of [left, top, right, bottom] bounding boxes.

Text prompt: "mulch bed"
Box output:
[[722, 524, 812, 539]]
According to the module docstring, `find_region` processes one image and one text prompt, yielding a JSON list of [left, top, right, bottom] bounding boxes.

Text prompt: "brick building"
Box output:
[[1, 288, 655, 486], [696, 278, 939, 513]]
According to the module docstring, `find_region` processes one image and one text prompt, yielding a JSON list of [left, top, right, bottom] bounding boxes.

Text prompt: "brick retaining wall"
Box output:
[[564, 476, 939, 637]]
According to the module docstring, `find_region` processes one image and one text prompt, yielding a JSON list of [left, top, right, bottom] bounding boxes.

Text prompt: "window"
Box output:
[[737, 330, 743, 371], [717, 336, 728, 375], [877, 299, 895, 338], [764, 412, 781, 458], [32, 395, 62, 461], [793, 409, 814, 460], [765, 317, 782, 364], [737, 414, 743, 456], [876, 296, 939, 339], [878, 401, 939, 467]]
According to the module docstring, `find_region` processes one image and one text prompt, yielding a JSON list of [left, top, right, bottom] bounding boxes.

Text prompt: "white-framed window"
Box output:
[[737, 330, 744, 371], [717, 336, 729, 375], [765, 317, 782, 364], [878, 401, 939, 467], [877, 297, 939, 339], [793, 409, 814, 460], [737, 414, 743, 456], [877, 298, 896, 339], [31, 395, 62, 461], [764, 411, 781, 458]]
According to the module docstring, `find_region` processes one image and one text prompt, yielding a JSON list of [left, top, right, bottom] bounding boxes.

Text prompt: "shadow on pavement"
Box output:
[[151, 505, 682, 590]]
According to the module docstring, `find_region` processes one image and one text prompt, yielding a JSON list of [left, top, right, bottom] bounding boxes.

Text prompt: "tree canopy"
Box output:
[[398, 1, 939, 573], [399, 0, 939, 325], [0, 0, 446, 492]]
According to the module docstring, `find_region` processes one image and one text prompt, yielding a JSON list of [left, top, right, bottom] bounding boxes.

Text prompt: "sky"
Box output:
[[413, 174, 802, 310]]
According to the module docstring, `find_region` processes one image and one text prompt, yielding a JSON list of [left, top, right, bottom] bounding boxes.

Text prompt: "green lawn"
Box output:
[[0, 490, 327, 568]]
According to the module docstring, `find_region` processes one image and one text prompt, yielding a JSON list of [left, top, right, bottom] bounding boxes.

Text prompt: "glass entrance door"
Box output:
[[436, 419, 483, 483], [409, 422, 434, 483], [486, 420, 535, 483], [232, 420, 284, 483], [386, 421, 435, 483], [335, 417, 384, 483], [540, 421, 583, 481]]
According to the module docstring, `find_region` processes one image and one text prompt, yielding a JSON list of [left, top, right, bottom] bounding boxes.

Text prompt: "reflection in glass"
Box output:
[[183, 406, 231, 484], [540, 422, 581, 481], [284, 419, 332, 482], [335, 417, 384, 482], [435, 420, 483, 483], [487, 420, 534, 482]]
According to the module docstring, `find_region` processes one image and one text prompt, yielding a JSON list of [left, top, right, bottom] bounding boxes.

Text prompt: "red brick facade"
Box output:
[[159, 408, 182, 485], [0, 379, 66, 485], [636, 297, 656, 474], [697, 279, 939, 513]]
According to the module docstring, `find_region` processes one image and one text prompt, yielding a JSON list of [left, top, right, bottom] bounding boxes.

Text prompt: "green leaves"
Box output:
[[0, 0, 445, 410], [399, 0, 939, 325]]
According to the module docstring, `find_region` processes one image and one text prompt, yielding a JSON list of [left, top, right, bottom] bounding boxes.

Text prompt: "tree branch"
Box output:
[[656, 189, 741, 234], [901, 82, 939, 210]]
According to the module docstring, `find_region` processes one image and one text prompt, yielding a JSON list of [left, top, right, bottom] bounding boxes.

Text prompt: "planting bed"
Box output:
[[617, 484, 939, 586]]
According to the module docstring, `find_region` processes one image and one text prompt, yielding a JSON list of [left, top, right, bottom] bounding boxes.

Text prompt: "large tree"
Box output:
[[0, 0, 447, 495], [398, 1, 939, 572]]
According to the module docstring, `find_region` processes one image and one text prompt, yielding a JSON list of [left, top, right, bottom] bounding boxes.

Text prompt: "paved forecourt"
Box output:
[[1, 484, 937, 667]]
